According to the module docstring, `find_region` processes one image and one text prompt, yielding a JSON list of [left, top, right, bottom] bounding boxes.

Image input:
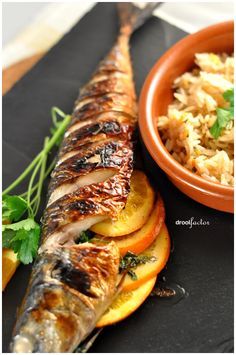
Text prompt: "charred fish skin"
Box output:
[[41, 173, 132, 250], [11, 3, 159, 353], [11, 242, 120, 353], [59, 120, 133, 156], [49, 140, 133, 197]]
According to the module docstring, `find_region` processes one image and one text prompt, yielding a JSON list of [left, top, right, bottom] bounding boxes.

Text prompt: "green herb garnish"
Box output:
[[2, 219, 40, 264], [119, 251, 156, 280], [77, 230, 95, 244], [2, 107, 71, 264], [2, 195, 27, 224], [210, 88, 234, 139]]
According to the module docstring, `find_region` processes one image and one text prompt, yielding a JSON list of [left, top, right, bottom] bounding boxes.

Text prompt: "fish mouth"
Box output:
[[11, 334, 36, 353]]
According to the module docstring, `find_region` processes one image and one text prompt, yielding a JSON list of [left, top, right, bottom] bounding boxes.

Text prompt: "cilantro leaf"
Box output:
[[2, 195, 27, 224], [2, 218, 37, 232], [2, 218, 40, 264], [2, 230, 15, 248], [223, 88, 234, 107], [11, 227, 40, 264], [210, 88, 234, 139], [209, 118, 222, 140], [217, 107, 232, 127]]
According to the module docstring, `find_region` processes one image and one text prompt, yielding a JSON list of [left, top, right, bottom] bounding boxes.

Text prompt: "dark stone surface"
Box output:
[[3, 3, 233, 353]]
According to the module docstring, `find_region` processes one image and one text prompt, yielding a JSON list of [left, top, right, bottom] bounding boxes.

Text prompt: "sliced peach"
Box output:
[[90, 170, 155, 237], [96, 276, 156, 327], [2, 248, 20, 291], [121, 224, 171, 291]]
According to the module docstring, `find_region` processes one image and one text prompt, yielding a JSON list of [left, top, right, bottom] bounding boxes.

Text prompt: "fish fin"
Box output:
[[117, 2, 161, 36], [74, 328, 103, 353]]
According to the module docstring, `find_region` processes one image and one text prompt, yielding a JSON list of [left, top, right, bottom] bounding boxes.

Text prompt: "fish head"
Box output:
[[11, 242, 120, 353]]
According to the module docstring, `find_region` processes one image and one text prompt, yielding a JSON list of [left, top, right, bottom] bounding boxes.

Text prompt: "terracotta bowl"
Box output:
[[139, 21, 234, 213]]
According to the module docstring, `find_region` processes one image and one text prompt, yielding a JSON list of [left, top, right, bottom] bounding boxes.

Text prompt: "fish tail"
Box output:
[[117, 2, 161, 37]]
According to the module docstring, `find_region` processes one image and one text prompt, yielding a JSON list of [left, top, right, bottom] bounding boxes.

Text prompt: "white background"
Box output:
[[3, 2, 234, 45], [2, 2, 234, 69]]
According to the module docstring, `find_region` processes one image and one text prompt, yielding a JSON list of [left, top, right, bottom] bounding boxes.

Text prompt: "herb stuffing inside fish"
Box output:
[[11, 3, 158, 353]]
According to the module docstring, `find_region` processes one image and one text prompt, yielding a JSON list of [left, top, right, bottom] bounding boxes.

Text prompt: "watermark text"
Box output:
[[175, 217, 210, 229]]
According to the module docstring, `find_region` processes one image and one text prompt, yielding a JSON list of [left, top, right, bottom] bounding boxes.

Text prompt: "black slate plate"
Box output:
[[2, 3, 234, 353]]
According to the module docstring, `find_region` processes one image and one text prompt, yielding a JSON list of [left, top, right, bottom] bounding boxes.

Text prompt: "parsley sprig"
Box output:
[[2, 107, 70, 264], [210, 88, 234, 139]]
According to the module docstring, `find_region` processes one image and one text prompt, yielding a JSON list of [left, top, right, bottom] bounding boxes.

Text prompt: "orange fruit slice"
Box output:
[[109, 194, 165, 256], [91, 170, 155, 237], [2, 248, 20, 291], [96, 276, 156, 327], [122, 224, 171, 291]]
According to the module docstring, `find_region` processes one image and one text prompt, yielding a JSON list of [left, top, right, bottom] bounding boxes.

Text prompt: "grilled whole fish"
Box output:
[[11, 3, 158, 353]]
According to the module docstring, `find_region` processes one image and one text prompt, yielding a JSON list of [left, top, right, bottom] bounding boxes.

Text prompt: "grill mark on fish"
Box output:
[[79, 77, 135, 99], [53, 260, 94, 297], [88, 71, 132, 89], [75, 92, 136, 111], [58, 136, 120, 163], [47, 140, 133, 205], [74, 92, 136, 112], [56, 140, 121, 171], [59, 120, 132, 156], [43, 175, 131, 243], [66, 111, 134, 134], [66, 199, 98, 215], [47, 168, 117, 206], [95, 67, 126, 76], [68, 110, 136, 133], [49, 141, 132, 195], [72, 94, 137, 123]]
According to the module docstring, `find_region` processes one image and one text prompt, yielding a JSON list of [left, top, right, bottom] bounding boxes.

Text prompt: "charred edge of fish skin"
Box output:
[[57, 134, 131, 164], [47, 168, 117, 207], [70, 108, 137, 128], [87, 71, 135, 94], [46, 118, 134, 209], [46, 140, 133, 206], [76, 71, 135, 96], [41, 174, 132, 247], [53, 138, 128, 172], [74, 92, 136, 112], [64, 132, 133, 159], [56, 137, 122, 165], [59, 120, 133, 157], [11, 243, 120, 353], [58, 140, 132, 170], [42, 176, 131, 244], [66, 111, 136, 136], [79, 77, 136, 100], [47, 146, 133, 206], [48, 141, 133, 193], [71, 105, 137, 125], [72, 98, 137, 124]]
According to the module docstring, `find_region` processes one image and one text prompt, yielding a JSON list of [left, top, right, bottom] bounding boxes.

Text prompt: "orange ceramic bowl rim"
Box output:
[[139, 21, 234, 200]]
